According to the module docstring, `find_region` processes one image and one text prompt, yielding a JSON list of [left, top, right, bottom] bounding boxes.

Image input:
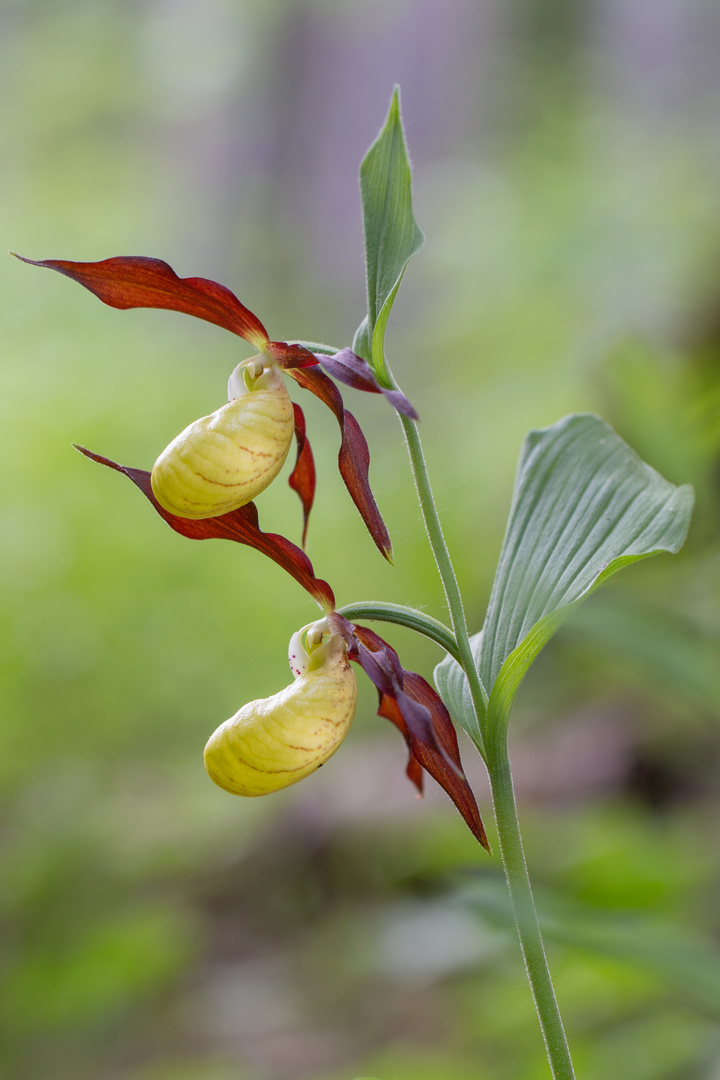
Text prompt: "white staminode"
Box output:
[[227, 356, 277, 400], [287, 616, 334, 679]]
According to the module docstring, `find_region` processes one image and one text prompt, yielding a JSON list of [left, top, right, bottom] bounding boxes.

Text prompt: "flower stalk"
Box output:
[[374, 338, 575, 1077], [404, 413, 576, 1077], [488, 737, 576, 1080]]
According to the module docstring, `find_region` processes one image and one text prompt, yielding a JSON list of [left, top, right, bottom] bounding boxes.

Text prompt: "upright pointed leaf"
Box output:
[[359, 88, 424, 380], [436, 415, 693, 748]]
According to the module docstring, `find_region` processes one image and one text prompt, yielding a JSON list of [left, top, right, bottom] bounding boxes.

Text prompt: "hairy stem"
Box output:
[[336, 601, 461, 662], [376, 350, 574, 1076], [488, 737, 576, 1079], [398, 414, 488, 753]]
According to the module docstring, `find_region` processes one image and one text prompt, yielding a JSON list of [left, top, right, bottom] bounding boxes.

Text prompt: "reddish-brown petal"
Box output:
[[406, 754, 425, 794], [74, 446, 334, 609], [334, 618, 488, 850], [314, 348, 418, 420], [14, 255, 269, 349], [372, 684, 424, 796], [350, 624, 443, 755], [390, 672, 490, 852], [265, 341, 319, 369], [288, 403, 316, 549], [287, 366, 392, 561]]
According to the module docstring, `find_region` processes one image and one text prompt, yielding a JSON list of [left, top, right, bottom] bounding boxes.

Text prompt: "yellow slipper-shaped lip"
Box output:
[[151, 360, 294, 519], [204, 619, 357, 796]]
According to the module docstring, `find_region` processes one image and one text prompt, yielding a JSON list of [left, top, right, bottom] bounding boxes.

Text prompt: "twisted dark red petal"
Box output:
[[287, 366, 392, 561], [314, 348, 418, 420], [332, 617, 488, 851], [265, 341, 319, 369], [381, 673, 489, 851], [14, 255, 269, 349], [288, 403, 316, 549], [74, 446, 334, 610]]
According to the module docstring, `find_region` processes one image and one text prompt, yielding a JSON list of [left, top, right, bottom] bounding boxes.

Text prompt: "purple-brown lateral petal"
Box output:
[[15, 255, 269, 349], [288, 403, 315, 549], [287, 366, 392, 561], [379, 681, 489, 851], [314, 348, 418, 420], [350, 625, 444, 757], [347, 622, 488, 850], [74, 446, 334, 610]]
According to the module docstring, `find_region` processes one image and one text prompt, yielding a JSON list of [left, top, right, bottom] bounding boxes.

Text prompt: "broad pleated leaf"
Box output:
[[75, 447, 335, 610], [435, 414, 693, 746], [288, 403, 315, 549], [358, 88, 424, 376], [287, 366, 392, 561], [16, 255, 269, 348]]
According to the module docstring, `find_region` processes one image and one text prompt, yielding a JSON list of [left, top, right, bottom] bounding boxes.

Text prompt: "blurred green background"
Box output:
[[3, 1, 720, 1078]]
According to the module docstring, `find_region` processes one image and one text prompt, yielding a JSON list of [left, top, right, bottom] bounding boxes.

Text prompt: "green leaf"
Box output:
[[434, 632, 484, 743], [435, 414, 693, 749], [352, 315, 371, 362], [359, 87, 424, 382]]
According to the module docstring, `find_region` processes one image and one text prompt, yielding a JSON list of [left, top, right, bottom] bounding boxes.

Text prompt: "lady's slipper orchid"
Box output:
[[16, 254, 417, 555], [205, 613, 490, 851]]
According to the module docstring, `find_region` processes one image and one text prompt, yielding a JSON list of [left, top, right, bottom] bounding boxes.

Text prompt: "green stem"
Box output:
[[336, 601, 461, 663], [488, 736, 576, 1079], [379, 354, 574, 1077], [398, 414, 488, 753]]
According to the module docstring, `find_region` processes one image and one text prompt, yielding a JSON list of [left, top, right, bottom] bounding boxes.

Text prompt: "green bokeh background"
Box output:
[[2, 2, 720, 1078]]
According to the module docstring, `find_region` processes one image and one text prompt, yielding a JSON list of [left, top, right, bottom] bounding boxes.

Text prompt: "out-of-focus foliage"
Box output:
[[2, 1, 720, 1079]]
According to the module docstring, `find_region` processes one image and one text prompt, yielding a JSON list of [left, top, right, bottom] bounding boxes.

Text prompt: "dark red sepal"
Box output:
[[288, 403, 315, 549], [378, 673, 489, 851], [314, 348, 418, 420], [15, 255, 269, 349], [331, 617, 489, 851], [265, 341, 320, 369], [74, 446, 334, 610], [287, 366, 392, 561]]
